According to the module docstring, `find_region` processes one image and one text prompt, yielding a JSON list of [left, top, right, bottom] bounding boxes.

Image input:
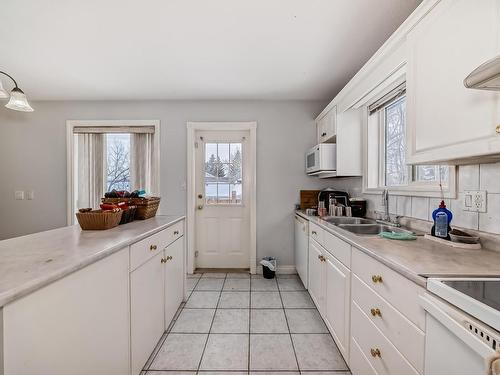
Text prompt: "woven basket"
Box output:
[[119, 206, 137, 225], [76, 210, 123, 230], [101, 197, 161, 220]]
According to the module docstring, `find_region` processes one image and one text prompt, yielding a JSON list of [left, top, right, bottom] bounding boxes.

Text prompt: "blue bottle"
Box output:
[[431, 200, 453, 239]]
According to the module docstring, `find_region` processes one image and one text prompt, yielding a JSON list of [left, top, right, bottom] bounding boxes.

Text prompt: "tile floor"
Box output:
[[142, 273, 351, 375]]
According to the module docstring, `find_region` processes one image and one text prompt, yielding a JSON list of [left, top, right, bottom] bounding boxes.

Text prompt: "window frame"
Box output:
[[362, 83, 456, 198], [66, 120, 160, 225]]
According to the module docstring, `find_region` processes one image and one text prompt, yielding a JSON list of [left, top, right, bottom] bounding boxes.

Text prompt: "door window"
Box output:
[[204, 142, 242, 204]]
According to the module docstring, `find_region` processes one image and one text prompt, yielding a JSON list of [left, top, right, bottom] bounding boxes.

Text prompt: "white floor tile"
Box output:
[[218, 292, 250, 308], [150, 333, 207, 370], [250, 334, 298, 371], [281, 291, 315, 308], [185, 292, 220, 308], [251, 292, 282, 308], [292, 334, 348, 371], [223, 278, 250, 291], [285, 309, 328, 333], [251, 309, 288, 333], [211, 309, 249, 333], [200, 334, 249, 371], [196, 278, 225, 291], [171, 309, 215, 333]]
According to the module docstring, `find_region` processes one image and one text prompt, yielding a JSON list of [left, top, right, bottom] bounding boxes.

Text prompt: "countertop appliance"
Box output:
[[294, 214, 309, 289], [317, 189, 350, 210], [306, 144, 336, 174], [421, 278, 500, 375]]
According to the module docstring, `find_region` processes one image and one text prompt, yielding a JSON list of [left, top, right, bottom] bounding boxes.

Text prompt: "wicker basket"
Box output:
[[101, 197, 161, 220], [76, 209, 123, 230]]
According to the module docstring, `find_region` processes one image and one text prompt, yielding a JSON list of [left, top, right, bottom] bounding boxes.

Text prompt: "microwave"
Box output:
[[306, 144, 337, 174]]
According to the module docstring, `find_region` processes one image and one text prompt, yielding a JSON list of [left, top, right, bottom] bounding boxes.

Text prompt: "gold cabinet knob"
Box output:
[[166, 255, 173, 260], [312, 230, 317, 235], [318, 255, 326, 262], [370, 308, 382, 317], [160, 258, 167, 263], [370, 348, 381, 357], [496, 125, 500, 134], [174, 230, 179, 235], [150, 245, 157, 251], [371, 275, 383, 283], [197, 205, 204, 210]]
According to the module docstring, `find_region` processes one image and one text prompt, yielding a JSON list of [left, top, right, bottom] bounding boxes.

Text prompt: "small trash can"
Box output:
[[260, 257, 277, 279]]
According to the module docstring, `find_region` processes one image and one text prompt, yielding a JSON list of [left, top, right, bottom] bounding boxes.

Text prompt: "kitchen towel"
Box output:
[[487, 349, 500, 375]]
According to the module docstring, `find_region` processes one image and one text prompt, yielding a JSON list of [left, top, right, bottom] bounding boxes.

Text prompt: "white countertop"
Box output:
[[0, 215, 184, 307], [296, 211, 500, 287]]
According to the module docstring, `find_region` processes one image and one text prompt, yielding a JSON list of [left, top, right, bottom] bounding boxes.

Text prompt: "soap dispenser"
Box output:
[[431, 200, 453, 240]]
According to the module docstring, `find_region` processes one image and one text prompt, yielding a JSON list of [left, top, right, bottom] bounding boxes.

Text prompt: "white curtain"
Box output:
[[77, 133, 105, 209], [130, 133, 158, 194]]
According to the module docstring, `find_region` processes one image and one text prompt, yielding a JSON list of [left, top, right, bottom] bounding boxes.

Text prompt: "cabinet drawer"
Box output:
[[350, 337, 378, 375], [324, 230, 351, 268], [351, 301, 419, 375], [352, 249, 425, 330], [352, 274, 424, 373], [130, 222, 184, 271], [309, 222, 324, 247]]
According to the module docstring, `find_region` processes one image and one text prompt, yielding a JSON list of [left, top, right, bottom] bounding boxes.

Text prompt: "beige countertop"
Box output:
[[296, 211, 500, 287], [0, 215, 185, 307]]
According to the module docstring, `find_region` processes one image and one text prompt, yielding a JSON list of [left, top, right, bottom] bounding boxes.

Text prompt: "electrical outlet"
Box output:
[[14, 190, 25, 200], [26, 190, 35, 200], [463, 190, 487, 212]]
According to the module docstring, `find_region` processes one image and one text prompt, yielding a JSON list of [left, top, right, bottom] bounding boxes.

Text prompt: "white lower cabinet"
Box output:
[[308, 235, 351, 362], [308, 238, 324, 312], [131, 251, 166, 375], [164, 237, 184, 328], [3, 249, 130, 375], [131, 236, 185, 375], [324, 252, 351, 360]]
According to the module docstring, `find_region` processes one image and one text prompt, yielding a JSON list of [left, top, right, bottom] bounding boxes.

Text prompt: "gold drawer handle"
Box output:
[[496, 125, 500, 134], [371, 275, 383, 283], [150, 245, 157, 251], [370, 308, 382, 317], [370, 348, 381, 358], [173, 230, 179, 235]]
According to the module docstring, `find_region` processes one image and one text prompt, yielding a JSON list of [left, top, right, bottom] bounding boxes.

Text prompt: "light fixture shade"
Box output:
[[5, 87, 34, 112], [0, 80, 9, 99]]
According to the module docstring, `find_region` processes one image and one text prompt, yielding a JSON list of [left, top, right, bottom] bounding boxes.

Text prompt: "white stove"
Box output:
[[421, 278, 500, 375]]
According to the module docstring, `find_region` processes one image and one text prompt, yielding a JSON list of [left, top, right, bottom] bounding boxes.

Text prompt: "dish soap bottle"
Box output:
[[431, 200, 453, 240]]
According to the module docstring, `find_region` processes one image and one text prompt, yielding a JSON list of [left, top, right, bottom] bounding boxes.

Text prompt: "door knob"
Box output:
[[197, 205, 203, 210]]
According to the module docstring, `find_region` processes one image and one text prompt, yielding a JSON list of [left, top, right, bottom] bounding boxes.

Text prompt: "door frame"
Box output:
[[186, 121, 257, 274]]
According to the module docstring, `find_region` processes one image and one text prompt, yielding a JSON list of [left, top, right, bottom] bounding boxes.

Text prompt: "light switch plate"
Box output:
[[15, 190, 25, 200], [463, 190, 487, 212]]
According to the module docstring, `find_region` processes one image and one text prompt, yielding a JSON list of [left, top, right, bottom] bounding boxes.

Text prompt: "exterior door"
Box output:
[[195, 130, 251, 268]]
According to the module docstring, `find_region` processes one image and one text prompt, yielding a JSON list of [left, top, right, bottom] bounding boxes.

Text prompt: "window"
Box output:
[[204, 142, 242, 204], [365, 83, 453, 195], [68, 121, 159, 222]]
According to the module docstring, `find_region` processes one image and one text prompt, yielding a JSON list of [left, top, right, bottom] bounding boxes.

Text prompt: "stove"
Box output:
[[427, 278, 500, 331]]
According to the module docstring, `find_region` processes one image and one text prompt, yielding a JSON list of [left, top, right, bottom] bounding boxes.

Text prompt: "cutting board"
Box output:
[[300, 190, 320, 210]]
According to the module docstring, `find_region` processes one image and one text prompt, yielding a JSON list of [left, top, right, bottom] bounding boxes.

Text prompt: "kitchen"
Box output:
[[0, 0, 499, 374]]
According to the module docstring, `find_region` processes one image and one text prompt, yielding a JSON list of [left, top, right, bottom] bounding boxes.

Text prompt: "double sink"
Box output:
[[321, 216, 416, 236]]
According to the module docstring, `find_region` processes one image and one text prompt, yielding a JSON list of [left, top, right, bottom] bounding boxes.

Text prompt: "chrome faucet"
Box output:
[[376, 189, 401, 227]]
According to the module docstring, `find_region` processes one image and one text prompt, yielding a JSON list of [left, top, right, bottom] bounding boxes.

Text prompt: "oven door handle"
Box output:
[[420, 293, 494, 359]]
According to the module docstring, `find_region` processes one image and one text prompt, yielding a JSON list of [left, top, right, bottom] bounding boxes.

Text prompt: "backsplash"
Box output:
[[333, 162, 500, 236]]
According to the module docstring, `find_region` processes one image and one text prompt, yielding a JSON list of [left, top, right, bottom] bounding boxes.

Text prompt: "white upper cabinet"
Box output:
[[316, 105, 337, 143], [406, 0, 500, 164]]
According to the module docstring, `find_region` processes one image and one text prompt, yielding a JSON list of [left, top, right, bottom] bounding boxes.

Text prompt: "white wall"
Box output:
[[0, 100, 333, 267]]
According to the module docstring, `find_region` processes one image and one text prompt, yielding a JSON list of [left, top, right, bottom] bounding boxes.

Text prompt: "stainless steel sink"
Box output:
[[337, 223, 415, 236], [323, 216, 375, 225]]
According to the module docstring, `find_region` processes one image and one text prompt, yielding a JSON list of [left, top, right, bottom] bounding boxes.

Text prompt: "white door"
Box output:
[[308, 239, 324, 312], [195, 130, 252, 268], [164, 237, 184, 328], [324, 253, 350, 360]]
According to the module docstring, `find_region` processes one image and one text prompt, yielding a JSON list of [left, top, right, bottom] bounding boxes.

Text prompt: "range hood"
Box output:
[[464, 55, 500, 91]]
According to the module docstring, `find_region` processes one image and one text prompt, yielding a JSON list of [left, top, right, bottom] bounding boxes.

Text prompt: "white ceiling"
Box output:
[[0, 0, 420, 101]]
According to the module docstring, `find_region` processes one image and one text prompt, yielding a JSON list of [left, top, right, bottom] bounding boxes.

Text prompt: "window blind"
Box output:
[[368, 83, 406, 115], [73, 126, 155, 134]]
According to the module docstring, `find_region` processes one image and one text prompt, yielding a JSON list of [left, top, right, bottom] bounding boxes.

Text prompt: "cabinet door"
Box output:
[[3, 250, 130, 375], [407, 0, 500, 164], [164, 237, 185, 329], [308, 239, 324, 312], [324, 253, 351, 361], [131, 252, 165, 375]]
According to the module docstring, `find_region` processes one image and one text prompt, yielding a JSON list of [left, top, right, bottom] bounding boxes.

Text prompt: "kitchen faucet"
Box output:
[[376, 189, 401, 227]]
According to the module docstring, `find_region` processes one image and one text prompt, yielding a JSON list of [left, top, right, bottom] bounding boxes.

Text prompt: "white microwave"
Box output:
[[306, 144, 337, 174]]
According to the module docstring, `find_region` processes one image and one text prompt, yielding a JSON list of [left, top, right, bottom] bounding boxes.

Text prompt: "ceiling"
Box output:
[[0, 0, 421, 101]]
